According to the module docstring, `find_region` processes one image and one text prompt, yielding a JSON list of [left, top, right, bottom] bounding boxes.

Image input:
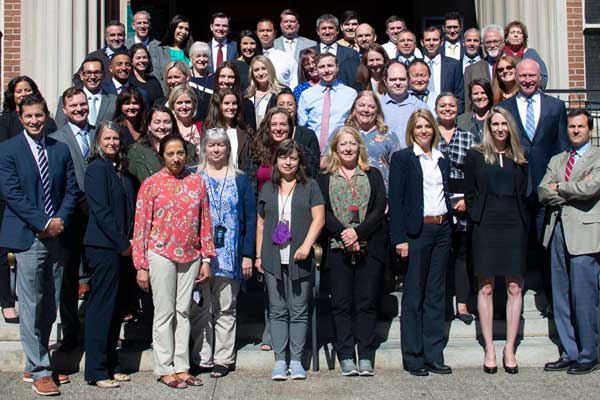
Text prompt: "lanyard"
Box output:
[[278, 181, 297, 222], [205, 167, 228, 225]]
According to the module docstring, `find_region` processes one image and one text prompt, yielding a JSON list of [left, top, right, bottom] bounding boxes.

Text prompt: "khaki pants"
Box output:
[[190, 276, 239, 366], [148, 250, 200, 376]]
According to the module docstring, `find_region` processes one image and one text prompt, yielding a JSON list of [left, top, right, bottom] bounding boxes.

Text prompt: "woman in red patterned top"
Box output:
[[132, 134, 215, 389]]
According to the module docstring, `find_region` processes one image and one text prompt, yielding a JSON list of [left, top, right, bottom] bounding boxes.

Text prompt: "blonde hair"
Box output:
[[163, 61, 191, 93], [325, 126, 371, 174], [475, 106, 527, 165], [405, 109, 441, 149], [245, 55, 286, 98], [167, 84, 198, 119], [344, 90, 389, 134], [196, 128, 241, 176]]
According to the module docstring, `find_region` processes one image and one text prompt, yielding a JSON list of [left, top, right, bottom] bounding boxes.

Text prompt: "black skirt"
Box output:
[[472, 194, 527, 277]]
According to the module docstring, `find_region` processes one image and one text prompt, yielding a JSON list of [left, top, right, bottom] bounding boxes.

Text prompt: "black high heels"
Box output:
[[503, 357, 519, 374], [483, 364, 497, 374]]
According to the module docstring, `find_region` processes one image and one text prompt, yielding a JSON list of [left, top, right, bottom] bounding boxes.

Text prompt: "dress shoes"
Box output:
[[544, 358, 576, 372], [483, 364, 497, 374], [425, 362, 452, 374], [455, 312, 474, 325], [78, 283, 90, 300], [407, 367, 429, 376], [503, 358, 519, 374], [567, 361, 600, 375], [32, 376, 60, 396]]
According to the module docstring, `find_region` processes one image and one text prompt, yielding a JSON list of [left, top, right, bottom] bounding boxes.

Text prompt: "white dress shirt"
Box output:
[[413, 143, 448, 217], [516, 92, 541, 130], [444, 41, 462, 60], [112, 78, 128, 94], [226, 128, 239, 167], [320, 42, 338, 55], [211, 39, 230, 68], [263, 47, 298, 89], [382, 41, 398, 59], [277, 191, 293, 264], [423, 54, 442, 93]]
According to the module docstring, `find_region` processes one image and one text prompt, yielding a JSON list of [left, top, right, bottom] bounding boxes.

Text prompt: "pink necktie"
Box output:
[[216, 43, 224, 68], [319, 87, 331, 152]]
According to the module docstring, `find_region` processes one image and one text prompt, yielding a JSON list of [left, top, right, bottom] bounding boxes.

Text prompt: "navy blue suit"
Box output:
[[0, 133, 79, 250], [101, 79, 151, 109], [312, 44, 360, 87], [440, 56, 465, 113], [389, 146, 452, 370], [0, 131, 79, 379], [208, 40, 238, 74], [83, 157, 135, 382]]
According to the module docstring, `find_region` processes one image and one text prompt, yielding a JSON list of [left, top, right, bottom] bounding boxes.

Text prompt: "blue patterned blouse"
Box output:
[[360, 128, 400, 193]]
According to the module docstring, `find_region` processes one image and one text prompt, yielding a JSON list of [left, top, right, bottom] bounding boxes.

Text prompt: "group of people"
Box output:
[[0, 6, 598, 398]]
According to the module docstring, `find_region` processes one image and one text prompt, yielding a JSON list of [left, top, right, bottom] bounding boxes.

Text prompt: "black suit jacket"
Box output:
[[498, 93, 568, 194], [293, 125, 320, 178], [312, 44, 360, 87], [317, 168, 387, 262], [464, 148, 528, 226], [439, 56, 465, 113], [389, 146, 452, 245], [83, 158, 135, 252]]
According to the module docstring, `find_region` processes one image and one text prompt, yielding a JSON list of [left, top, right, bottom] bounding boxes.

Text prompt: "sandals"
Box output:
[[176, 372, 204, 386], [158, 374, 187, 389], [210, 364, 230, 378], [259, 344, 272, 351]]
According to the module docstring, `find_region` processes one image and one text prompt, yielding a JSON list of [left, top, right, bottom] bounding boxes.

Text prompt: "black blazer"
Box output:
[[83, 158, 135, 252], [317, 168, 387, 262], [312, 44, 360, 87], [440, 56, 465, 113], [463, 149, 528, 226], [498, 93, 568, 195], [293, 125, 320, 178], [389, 146, 452, 245]]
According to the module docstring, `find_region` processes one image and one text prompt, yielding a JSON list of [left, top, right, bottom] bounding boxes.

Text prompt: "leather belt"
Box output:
[[423, 214, 448, 224]]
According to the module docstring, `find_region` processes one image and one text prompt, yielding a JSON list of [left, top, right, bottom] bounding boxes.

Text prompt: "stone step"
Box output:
[[0, 336, 560, 372]]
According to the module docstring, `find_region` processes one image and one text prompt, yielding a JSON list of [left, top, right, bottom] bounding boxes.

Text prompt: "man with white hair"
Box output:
[[463, 24, 504, 111], [125, 10, 161, 81]]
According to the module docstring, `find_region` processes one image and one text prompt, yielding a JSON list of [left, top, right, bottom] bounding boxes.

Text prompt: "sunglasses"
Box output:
[[497, 65, 515, 73]]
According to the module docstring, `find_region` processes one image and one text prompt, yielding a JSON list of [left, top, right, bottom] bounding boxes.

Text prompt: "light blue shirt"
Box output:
[[572, 140, 591, 164], [380, 93, 430, 149], [67, 122, 91, 157], [297, 81, 357, 150]]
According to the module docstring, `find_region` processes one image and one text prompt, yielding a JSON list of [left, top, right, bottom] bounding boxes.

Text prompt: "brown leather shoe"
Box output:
[[78, 283, 91, 299], [32, 376, 60, 396], [24, 372, 70, 385]]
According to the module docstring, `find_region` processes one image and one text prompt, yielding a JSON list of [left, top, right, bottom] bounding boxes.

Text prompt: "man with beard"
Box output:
[[461, 28, 482, 73], [464, 24, 505, 111]]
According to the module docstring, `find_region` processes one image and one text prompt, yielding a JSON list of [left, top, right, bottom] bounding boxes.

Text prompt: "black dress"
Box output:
[[469, 153, 527, 276]]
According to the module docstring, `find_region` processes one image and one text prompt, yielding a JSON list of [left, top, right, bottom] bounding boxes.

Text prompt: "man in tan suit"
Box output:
[[539, 109, 600, 375]]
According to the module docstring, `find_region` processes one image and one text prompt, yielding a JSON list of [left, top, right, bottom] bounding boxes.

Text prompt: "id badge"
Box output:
[[214, 225, 227, 248], [349, 205, 360, 224]]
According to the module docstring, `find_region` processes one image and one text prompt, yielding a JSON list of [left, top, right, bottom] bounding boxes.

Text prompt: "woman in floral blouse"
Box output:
[[344, 91, 400, 193], [132, 134, 215, 389]]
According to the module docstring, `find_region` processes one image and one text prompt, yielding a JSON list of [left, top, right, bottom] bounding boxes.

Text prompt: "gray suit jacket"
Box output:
[[539, 146, 600, 255], [49, 124, 95, 191], [54, 94, 117, 128], [274, 35, 317, 62], [463, 59, 492, 112]]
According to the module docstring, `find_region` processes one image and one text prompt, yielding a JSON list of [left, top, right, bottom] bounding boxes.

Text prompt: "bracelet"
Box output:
[[256, 255, 261, 259], [202, 258, 210, 263]]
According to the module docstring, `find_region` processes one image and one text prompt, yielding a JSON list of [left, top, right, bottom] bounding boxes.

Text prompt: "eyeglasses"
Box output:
[[82, 70, 103, 77], [497, 65, 514, 73], [445, 25, 461, 30]]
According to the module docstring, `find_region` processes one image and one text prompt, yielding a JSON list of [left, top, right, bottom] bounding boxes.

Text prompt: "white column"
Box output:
[[474, 0, 569, 89]]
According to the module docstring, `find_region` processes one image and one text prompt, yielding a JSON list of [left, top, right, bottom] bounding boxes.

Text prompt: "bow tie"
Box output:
[[410, 89, 429, 100]]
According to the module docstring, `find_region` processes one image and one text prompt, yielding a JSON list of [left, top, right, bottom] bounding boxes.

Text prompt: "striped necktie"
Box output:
[[36, 143, 54, 217], [525, 97, 536, 140], [564, 149, 576, 182]]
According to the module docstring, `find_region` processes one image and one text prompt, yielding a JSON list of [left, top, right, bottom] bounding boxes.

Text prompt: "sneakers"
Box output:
[[271, 360, 288, 381], [339, 359, 359, 376], [358, 359, 375, 376], [288, 360, 306, 380], [32, 376, 60, 396]]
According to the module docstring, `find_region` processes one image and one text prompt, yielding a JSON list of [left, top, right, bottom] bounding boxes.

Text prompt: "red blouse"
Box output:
[[132, 168, 216, 270]]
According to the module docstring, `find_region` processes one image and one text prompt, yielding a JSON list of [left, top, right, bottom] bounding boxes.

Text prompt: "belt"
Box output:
[[423, 214, 448, 224]]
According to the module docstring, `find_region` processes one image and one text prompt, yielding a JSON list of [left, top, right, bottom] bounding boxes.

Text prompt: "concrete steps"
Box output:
[[0, 290, 561, 372]]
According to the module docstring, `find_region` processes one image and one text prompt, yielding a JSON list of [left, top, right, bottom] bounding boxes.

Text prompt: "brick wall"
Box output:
[[2, 0, 22, 91], [567, 0, 585, 89]]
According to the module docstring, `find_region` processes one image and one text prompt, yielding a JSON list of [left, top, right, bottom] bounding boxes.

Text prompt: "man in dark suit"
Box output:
[[440, 12, 464, 61], [73, 21, 127, 86], [311, 13, 360, 87], [50, 87, 95, 352], [207, 12, 238, 74], [396, 30, 423, 65], [0, 95, 79, 395], [421, 26, 464, 113], [56, 57, 116, 127], [499, 58, 568, 309], [101, 51, 151, 106], [464, 24, 505, 111]]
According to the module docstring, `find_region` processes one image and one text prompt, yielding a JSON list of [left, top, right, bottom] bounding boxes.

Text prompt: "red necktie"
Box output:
[[564, 149, 576, 182], [319, 87, 331, 152], [216, 43, 224, 68]]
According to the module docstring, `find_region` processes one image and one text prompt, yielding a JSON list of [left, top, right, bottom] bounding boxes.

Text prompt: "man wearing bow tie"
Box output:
[[407, 60, 439, 117]]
